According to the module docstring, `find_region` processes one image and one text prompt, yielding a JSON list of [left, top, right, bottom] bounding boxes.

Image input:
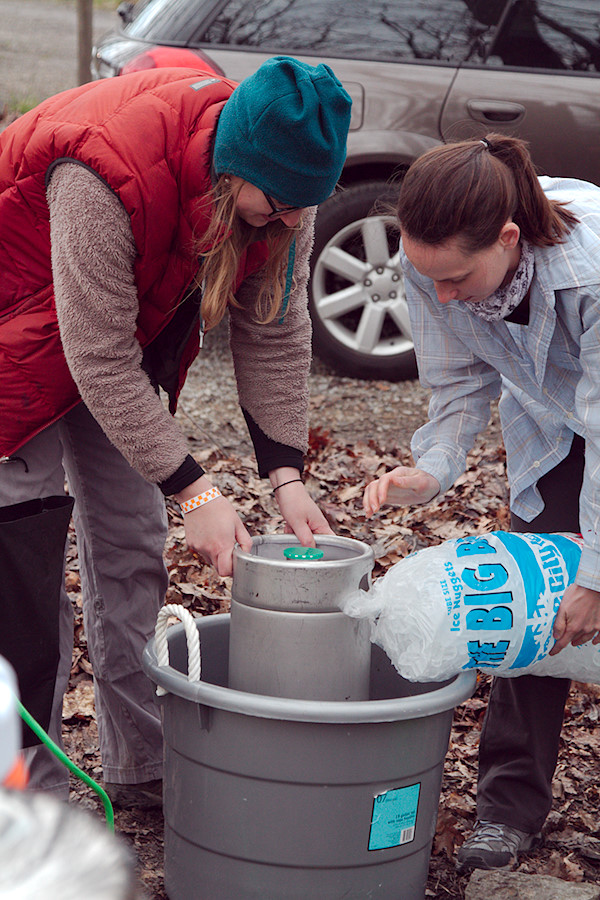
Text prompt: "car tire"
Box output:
[[309, 180, 417, 381]]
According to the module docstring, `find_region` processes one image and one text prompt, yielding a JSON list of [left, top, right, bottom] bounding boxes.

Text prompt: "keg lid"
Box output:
[[283, 546, 324, 560]]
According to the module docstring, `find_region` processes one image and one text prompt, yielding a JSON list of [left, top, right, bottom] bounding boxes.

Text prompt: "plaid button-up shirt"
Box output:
[[403, 176, 600, 590]]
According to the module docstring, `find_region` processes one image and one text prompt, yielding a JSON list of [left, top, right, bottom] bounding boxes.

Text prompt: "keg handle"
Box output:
[[154, 604, 201, 697]]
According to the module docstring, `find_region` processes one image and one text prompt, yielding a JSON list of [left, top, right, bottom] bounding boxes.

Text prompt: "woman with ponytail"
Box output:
[[0, 57, 351, 805], [363, 133, 600, 871]]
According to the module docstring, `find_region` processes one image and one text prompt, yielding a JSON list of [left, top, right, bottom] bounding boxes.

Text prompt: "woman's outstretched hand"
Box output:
[[363, 465, 440, 516]]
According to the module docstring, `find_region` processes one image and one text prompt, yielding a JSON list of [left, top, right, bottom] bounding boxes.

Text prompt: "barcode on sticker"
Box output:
[[400, 826, 415, 844]]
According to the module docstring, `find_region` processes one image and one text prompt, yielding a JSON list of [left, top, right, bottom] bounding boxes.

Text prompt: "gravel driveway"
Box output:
[[180, 323, 436, 458], [178, 321, 502, 473], [1, 0, 116, 108]]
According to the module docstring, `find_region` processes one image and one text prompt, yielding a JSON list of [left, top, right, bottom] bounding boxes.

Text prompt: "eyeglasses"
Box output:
[[262, 191, 301, 219]]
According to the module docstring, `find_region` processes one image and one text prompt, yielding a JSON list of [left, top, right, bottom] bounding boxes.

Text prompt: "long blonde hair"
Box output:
[[194, 175, 300, 330]]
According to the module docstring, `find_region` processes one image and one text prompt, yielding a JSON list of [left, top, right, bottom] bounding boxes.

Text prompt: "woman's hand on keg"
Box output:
[[550, 583, 600, 655], [363, 466, 440, 516], [175, 478, 252, 577], [270, 468, 334, 546]]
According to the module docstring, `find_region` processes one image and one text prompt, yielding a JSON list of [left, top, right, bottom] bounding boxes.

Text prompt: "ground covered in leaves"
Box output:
[[61, 346, 600, 898]]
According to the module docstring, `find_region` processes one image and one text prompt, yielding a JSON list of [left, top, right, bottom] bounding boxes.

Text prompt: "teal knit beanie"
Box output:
[[213, 56, 352, 208]]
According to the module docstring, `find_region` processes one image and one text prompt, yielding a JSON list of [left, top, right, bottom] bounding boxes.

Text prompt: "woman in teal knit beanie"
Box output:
[[203, 55, 352, 329], [214, 55, 350, 208], [185, 54, 352, 564], [0, 56, 351, 804]]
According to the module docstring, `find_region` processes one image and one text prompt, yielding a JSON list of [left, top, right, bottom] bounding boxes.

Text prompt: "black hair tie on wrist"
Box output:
[[273, 478, 303, 493]]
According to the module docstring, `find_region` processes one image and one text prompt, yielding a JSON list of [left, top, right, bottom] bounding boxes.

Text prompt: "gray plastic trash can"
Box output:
[[143, 614, 475, 900]]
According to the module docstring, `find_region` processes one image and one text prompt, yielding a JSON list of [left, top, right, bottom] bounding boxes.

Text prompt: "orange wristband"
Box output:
[[179, 487, 221, 514]]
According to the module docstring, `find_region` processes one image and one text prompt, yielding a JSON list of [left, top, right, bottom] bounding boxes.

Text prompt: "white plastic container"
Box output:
[[0, 655, 20, 784]]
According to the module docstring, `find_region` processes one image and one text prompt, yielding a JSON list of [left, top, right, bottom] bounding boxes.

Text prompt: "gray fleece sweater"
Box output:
[[47, 163, 314, 485]]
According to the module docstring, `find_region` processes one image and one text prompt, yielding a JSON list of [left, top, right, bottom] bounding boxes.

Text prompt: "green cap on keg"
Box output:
[[283, 546, 324, 560]]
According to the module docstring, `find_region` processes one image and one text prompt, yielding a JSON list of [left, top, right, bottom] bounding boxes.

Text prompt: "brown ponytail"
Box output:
[[397, 133, 578, 251]]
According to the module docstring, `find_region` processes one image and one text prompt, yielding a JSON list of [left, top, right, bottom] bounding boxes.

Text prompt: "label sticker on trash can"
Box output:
[[368, 783, 420, 850]]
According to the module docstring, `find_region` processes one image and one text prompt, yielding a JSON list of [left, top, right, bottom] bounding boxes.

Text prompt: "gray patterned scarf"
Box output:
[[469, 241, 534, 322]]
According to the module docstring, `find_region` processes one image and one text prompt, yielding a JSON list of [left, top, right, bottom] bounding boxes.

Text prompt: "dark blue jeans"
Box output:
[[477, 434, 584, 833]]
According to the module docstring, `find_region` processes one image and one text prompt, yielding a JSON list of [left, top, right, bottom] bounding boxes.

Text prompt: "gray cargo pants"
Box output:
[[0, 403, 166, 796]]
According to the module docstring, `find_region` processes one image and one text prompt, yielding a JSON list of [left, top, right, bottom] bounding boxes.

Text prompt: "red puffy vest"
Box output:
[[0, 69, 268, 455]]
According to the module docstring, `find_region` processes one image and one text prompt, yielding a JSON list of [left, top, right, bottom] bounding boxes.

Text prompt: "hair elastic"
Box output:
[[273, 478, 303, 493], [479, 138, 492, 149]]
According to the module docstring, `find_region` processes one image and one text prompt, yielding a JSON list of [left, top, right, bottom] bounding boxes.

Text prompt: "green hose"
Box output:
[[16, 698, 115, 832]]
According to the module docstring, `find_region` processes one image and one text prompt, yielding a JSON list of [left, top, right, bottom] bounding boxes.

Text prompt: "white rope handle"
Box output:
[[154, 604, 201, 697]]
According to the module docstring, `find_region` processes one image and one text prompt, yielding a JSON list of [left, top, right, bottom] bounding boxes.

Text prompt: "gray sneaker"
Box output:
[[456, 819, 542, 872]]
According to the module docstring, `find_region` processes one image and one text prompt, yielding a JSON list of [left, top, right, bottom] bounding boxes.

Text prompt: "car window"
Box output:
[[196, 0, 509, 63], [485, 0, 600, 71], [125, 0, 215, 43]]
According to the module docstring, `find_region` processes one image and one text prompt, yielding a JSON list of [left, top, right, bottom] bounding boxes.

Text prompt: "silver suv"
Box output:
[[93, 0, 600, 380]]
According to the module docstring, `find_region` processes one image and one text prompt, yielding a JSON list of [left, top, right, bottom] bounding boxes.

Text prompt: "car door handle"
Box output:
[[467, 100, 526, 124]]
